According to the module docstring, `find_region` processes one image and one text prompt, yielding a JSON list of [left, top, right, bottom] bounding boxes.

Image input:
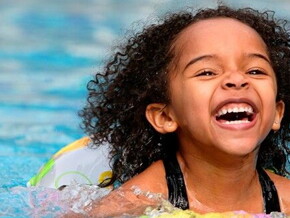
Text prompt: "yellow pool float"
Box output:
[[27, 137, 113, 189]]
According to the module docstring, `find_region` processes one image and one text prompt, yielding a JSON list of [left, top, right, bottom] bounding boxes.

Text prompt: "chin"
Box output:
[[217, 139, 260, 157]]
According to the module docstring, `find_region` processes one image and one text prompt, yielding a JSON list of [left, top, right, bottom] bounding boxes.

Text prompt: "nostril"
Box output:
[[225, 83, 236, 88], [225, 82, 248, 89], [241, 82, 248, 87]]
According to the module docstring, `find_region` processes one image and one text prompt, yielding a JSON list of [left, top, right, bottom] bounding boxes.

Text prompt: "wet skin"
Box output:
[[88, 18, 289, 216]]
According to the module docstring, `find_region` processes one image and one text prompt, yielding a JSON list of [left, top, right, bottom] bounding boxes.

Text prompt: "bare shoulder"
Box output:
[[86, 160, 167, 217], [121, 159, 167, 194], [267, 170, 290, 213]]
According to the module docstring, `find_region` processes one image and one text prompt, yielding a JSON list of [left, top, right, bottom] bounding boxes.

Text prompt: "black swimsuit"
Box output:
[[163, 154, 281, 214]]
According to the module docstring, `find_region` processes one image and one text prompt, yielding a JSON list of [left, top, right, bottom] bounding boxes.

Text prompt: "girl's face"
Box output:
[[166, 18, 284, 158]]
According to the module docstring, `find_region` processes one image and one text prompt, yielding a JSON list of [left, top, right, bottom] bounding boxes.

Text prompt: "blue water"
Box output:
[[0, 0, 290, 217]]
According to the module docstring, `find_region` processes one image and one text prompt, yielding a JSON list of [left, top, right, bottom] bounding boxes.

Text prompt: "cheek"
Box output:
[[170, 82, 212, 125], [258, 82, 278, 129], [260, 81, 277, 111], [262, 97, 277, 124]]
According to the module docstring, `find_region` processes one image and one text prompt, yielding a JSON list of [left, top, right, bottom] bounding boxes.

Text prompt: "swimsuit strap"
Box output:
[[163, 154, 189, 209], [163, 154, 281, 213], [257, 167, 281, 213]]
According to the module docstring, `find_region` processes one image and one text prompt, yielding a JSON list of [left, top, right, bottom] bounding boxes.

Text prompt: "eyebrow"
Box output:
[[183, 55, 215, 71], [183, 53, 271, 72], [247, 53, 271, 64]]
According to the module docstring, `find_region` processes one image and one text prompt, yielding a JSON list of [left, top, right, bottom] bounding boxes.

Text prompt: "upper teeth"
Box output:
[[217, 106, 253, 116]]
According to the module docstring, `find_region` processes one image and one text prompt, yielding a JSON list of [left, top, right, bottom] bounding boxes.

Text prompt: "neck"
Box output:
[[177, 148, 263, 213]]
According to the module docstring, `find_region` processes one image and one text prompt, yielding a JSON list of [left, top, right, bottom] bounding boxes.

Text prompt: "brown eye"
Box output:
[[196, 70, 216, 77], [247, 69, 266, 75]]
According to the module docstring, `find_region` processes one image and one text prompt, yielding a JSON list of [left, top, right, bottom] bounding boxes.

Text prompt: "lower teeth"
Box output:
[[225, 120, 250, 124]]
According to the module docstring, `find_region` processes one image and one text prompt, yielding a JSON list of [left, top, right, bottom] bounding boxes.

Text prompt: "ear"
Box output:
[[272, 100, 285, 131], [145, 103, 178, 134]]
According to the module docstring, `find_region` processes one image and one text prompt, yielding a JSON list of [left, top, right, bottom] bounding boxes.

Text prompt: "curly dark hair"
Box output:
[[79, 5, 290, 186]]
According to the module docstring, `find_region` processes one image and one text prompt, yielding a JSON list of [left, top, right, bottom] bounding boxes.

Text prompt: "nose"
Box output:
[[222, 71, 249, 90]]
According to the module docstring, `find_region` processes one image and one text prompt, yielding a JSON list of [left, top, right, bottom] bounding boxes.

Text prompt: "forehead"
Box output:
[[170, 18, 268, 67]]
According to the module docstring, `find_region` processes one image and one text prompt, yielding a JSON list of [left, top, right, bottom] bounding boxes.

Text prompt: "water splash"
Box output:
[[0, 183, 110, 217], [0, 184, 288, 217], [0, 186, 65, 217], [60, 183, 111, 215]]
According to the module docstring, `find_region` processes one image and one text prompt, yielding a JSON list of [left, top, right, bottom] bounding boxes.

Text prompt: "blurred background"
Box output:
[[0, 0, 290, 189]]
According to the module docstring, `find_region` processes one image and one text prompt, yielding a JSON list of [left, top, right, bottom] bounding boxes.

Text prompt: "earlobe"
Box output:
[[145, 103, 178, 134], [272, 100, 285, 131]]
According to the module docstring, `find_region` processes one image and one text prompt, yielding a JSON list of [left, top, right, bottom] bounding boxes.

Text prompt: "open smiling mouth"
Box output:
[[215, 106, 256, 124]]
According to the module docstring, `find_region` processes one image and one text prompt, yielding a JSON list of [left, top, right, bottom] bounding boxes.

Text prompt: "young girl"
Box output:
[[79, 5, 290, 216]]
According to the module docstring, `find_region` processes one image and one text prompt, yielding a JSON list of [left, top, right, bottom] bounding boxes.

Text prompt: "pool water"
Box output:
[[1, 0, 290, 217]]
